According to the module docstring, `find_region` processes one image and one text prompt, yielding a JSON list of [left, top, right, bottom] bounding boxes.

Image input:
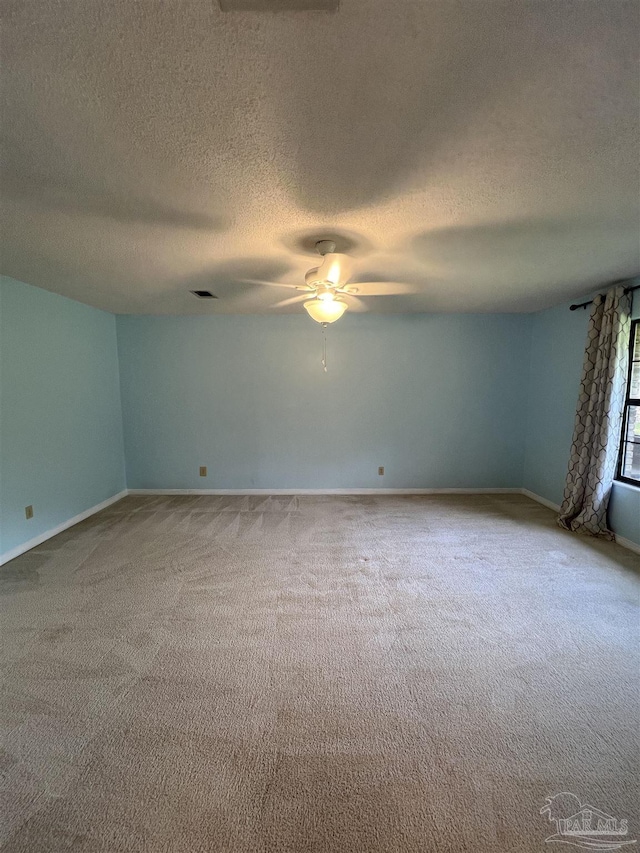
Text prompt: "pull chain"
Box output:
[[321, 322, 328, 372]]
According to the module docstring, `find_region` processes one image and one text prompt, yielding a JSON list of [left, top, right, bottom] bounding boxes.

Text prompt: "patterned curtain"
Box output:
[[558, 285, 632, 537]]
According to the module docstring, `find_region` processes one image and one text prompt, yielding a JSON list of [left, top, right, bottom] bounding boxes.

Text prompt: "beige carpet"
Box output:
[[1, 494, 639, 852]]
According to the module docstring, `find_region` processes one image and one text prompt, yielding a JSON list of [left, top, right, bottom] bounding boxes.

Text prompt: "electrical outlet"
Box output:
[[199, 466, 207, 477], [378, 466, 384, 476], [25, 505, 34, 519]]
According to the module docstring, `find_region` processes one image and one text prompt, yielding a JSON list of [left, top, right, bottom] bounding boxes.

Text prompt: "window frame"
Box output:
[[616, 318, 640, 487]]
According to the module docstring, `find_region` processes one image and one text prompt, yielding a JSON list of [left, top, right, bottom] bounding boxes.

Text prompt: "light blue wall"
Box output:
[[523, 287, 639, 547], [608, 481, 640, 546], [117, 313, 530, 490], [0, 277, 126, 557], [3, 275, 637, 555]]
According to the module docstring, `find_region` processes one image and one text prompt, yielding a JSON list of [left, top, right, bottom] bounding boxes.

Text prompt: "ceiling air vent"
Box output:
[[219, 0, 338, 10], [190, 290, 218, 299]]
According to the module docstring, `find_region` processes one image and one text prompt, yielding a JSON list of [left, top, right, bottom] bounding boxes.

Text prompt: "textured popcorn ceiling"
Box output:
[[1, 0, 638, 314]]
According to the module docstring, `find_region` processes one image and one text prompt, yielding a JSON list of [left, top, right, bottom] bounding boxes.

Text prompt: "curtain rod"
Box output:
[[569, 280, 640, 311]]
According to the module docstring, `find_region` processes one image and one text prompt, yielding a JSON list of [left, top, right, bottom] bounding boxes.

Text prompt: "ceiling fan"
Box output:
[[244, 240, 415, 324]]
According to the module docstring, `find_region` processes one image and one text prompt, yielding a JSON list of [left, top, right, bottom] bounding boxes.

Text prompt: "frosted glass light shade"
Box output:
[[303, 298, 348, 324]]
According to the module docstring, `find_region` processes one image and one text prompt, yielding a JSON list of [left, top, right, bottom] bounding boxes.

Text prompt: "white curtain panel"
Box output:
[[558, 285, 632, 537]]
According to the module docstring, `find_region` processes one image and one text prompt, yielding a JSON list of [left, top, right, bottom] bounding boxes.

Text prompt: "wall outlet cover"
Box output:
[[378, 467, 385, 476], [25, 505, 34, 519], [199, 466, 207, 477]]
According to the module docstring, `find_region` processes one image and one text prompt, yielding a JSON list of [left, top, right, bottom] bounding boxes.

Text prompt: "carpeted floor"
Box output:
[[1, 494, 639, 852]]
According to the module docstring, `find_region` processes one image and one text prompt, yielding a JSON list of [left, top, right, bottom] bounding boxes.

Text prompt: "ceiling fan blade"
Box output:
[[272, 293, 311, 308], [316, 253, 354, 287], [343, 281, 416, 296], [241, 278, 307, 291], [342, 294, 368, 312]]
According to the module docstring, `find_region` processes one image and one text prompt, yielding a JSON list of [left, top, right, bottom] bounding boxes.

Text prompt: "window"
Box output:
[[617, 319, 640, 485]]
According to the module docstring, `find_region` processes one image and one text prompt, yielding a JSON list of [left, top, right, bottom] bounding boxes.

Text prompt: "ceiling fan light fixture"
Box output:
[[303, 298, 348, 324]]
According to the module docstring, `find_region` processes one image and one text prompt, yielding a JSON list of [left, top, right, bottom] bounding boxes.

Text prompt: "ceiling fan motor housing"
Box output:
[[315, 239, 337, 256]]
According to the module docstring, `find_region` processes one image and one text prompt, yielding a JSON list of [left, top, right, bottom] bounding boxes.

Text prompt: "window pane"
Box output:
[[631, 360, 640, 398], [620, 404, 640, 480], [631, 323, 640, 397]]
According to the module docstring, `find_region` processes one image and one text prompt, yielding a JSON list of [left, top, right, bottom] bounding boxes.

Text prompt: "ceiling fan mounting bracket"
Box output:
[[315, 239, 337, 256]]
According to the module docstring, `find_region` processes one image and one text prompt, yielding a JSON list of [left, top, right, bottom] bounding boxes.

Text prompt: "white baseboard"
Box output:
[[127, 487, 523, 496], [612, 534, 640, 556], [4, 486, 637, 564], [0, 490, 128, 567], [520, 488, 561, 513], [520, 488, 640, 556]]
